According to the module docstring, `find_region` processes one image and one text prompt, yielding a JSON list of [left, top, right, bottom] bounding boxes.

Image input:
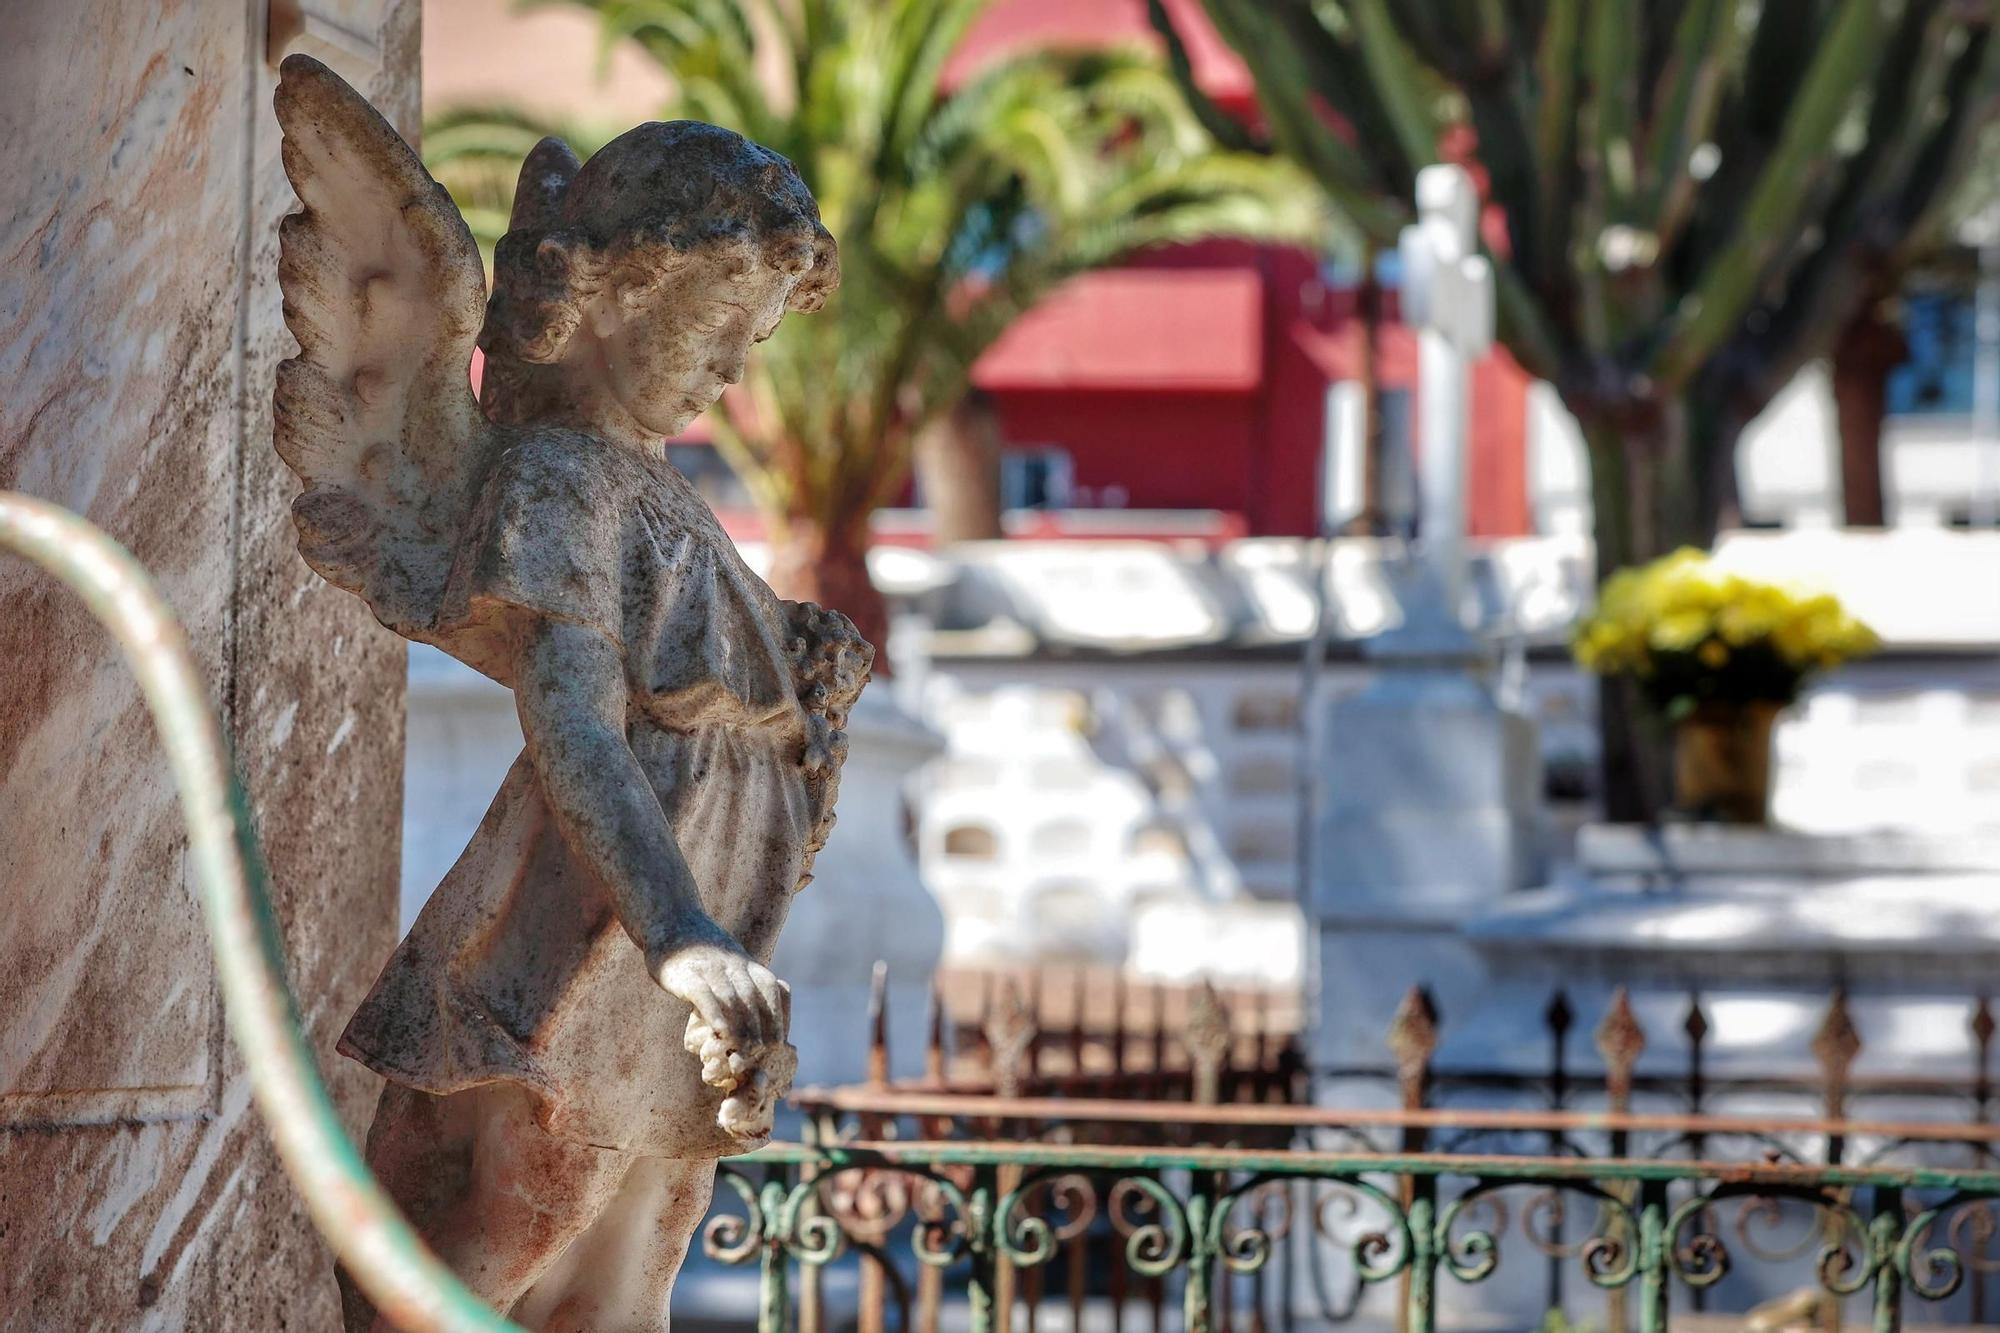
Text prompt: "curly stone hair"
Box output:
[[784, 597, 873, 895], [479, 121, 839, 368]]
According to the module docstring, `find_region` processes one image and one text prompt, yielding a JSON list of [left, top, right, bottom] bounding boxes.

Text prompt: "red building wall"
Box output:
[[946, 0, 1535, 540], [969, 238, 1534, 539]]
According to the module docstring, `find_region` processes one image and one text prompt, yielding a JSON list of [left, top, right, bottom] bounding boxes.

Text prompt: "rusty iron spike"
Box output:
[[924, 975, 946, 1085], [1387, 986, 1440, 1111], [985, 976, 1038, 1099], [867, 959, 889, 1087], [1186, 979, 1232, 1106], [1069, 967, 1087, 1071], [1595, 987, 1647, 1114], [1812, 988, 1863, 1121]]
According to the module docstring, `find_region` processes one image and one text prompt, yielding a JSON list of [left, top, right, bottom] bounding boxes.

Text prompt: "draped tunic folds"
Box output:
[[338, 431, 841, 1158]]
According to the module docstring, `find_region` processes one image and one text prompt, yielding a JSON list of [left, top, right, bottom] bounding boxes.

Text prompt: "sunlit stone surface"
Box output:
[[1, 4, 413, 1325]]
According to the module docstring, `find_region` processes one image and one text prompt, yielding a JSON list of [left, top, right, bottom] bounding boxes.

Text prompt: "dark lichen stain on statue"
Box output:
[[270, 54, 866, 1331]]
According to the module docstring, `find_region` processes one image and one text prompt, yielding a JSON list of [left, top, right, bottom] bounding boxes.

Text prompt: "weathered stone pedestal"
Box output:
[[1310, 572, 1542, 1070], [1317, 664, 1541, 923]]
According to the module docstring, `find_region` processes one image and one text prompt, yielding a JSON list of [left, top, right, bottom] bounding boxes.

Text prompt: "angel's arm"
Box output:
[[513, 619, 787, 1051]]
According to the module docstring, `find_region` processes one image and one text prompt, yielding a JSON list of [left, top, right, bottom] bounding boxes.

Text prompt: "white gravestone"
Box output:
[[1313, 165, 1541, 1064]]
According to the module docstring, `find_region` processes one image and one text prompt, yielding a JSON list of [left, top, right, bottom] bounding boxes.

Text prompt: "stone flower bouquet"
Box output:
[[1573, 547, 1879, 821]]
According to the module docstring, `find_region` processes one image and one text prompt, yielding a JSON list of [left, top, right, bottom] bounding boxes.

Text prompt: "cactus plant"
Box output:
[[1155, 0, 1999, 816]]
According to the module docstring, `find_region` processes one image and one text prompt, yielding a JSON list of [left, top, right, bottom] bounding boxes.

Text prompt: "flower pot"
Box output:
[[1673, 701, 1779, 824]]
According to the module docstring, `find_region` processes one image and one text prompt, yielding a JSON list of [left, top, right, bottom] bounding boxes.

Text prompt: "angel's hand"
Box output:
[[656, 934, 790, 1053], [657, 931, 795, 1137], [683, 1017, 798, 1140]]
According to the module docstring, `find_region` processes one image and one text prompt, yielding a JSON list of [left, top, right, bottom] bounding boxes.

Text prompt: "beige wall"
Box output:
[[0, 2, 412, 1325], [424, 0, 669, 124]]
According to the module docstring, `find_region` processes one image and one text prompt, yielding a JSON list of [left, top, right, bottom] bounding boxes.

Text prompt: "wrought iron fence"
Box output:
[[858, 964, 2000, 1142], [783, 968, 2000, 1331], [706, 1139, 2000, 1333], [1341, 984, 2000, 1144], [915, 963, 1305, 1105]]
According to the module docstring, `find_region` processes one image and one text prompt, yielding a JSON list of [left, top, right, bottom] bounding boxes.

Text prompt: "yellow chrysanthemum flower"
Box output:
[[1649, 609, 1712, 653], [1717, 585, 1782, 646], [1573, 547, 1879, 697]]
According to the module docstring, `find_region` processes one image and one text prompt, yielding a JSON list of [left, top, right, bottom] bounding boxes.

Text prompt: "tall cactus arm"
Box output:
[[1348, 0, 1446, 183], [1265, 1, 1424, 200], [1680, 2, 1842, 284], [1641, 0, 1745, 257], [1457, 47, 1550, 285], [1195, 0, 1406, 238], [1384, 0, 1451, 74], [1739, 0, 1839, 141], [1752, 11, 1939, 290], [1583, 0, 1642, 227], [1737, 15, 2000, 405], [1751, 0, 1962, 327], [1528, 0, 1583, 297], [1393, 0, 1505, 76], [1568, 0, 1646, 352], [1648, 0, 1883, 391], [1850, 2, 1967, 213], [1891, 20, 2000, 256], [1464, 0, 1511, 67], [1144, 0, 1270, 154]]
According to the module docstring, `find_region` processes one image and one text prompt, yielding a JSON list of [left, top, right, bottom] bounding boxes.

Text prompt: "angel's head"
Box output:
[[480, 122, 838, 438]]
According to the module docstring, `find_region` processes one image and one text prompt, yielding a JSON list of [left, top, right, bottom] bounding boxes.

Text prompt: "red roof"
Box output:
[[942, 0, 1256, 112], [972, 268, 1265, 393]]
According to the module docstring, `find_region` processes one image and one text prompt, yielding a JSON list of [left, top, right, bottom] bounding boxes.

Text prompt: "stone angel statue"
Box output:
[[270, 55, 868, 1330]]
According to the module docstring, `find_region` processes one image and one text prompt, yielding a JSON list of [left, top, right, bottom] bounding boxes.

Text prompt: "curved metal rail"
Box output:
[[0, 491, 517, 1332]]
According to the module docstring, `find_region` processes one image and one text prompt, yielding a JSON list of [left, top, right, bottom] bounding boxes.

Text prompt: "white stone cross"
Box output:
[[1397, 164, 1494, 620]]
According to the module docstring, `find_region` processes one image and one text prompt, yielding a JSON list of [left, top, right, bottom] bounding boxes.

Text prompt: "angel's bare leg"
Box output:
[[337, 1081, 630, 1332], [509, 1156, 719, 1331]]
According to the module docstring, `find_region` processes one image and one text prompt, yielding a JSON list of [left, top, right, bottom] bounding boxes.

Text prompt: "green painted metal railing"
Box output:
[[0, 492, 521, 1333], [715, 1141, 2000, 1333]]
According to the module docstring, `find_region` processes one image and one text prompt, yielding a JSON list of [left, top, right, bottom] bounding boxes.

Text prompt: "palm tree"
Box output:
[[425, 0, 1323, 665]]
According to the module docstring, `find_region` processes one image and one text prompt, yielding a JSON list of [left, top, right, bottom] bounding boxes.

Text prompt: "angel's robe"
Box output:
[[338, 431, 844, 1157]]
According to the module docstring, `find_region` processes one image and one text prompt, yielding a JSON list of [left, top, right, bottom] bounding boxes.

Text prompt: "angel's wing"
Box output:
[[273, 54, 492, 636]]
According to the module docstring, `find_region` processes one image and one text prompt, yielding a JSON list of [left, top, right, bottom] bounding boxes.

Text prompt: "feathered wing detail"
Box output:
[[273, 54, 492, 636]]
